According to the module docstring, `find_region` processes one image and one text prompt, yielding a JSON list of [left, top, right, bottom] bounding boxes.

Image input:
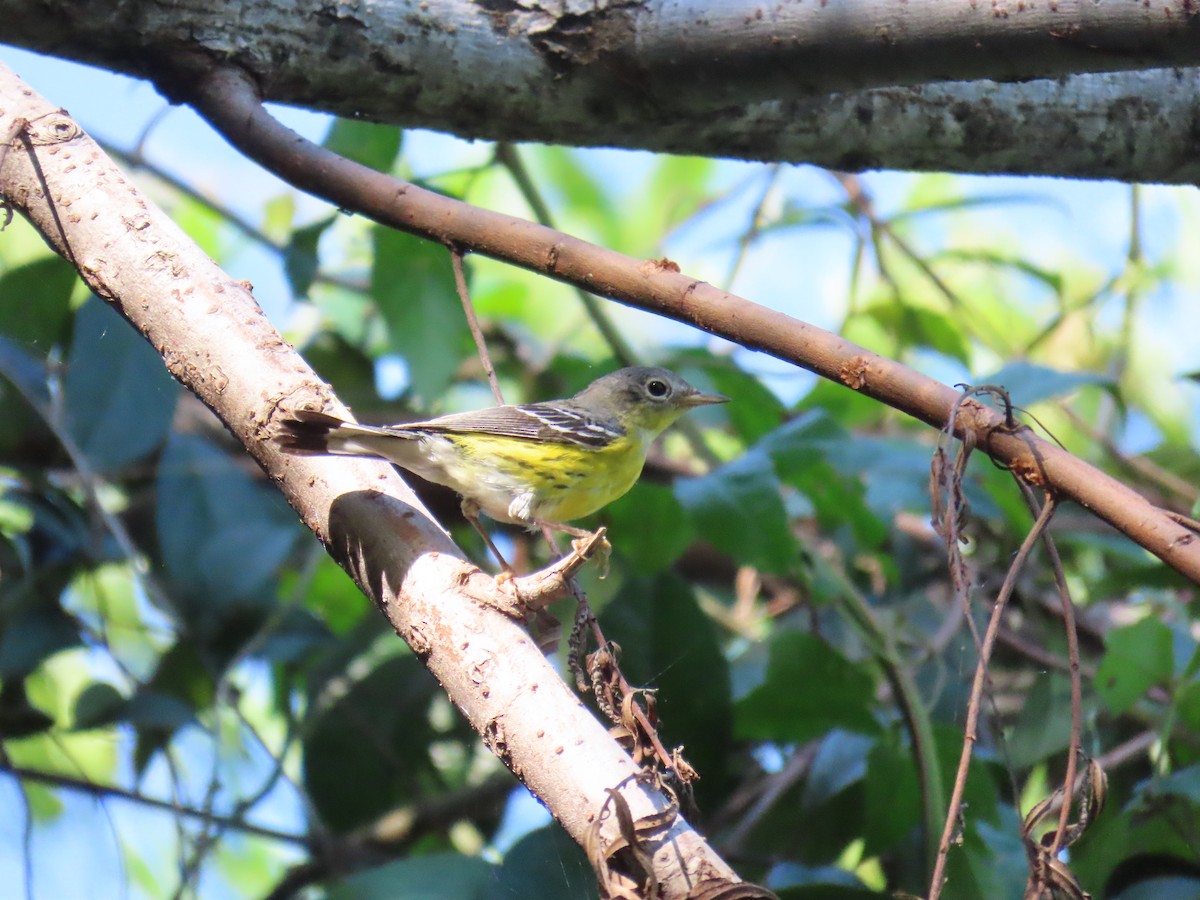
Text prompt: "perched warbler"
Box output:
[[276, 367, 727, 545]]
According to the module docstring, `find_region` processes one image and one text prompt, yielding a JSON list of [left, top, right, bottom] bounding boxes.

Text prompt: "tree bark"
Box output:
[[0, 61, 748, 899], [2, 0, 1199, 182]]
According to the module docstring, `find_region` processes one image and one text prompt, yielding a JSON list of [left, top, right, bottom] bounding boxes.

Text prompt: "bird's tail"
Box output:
[[276, 409, 412, 457]]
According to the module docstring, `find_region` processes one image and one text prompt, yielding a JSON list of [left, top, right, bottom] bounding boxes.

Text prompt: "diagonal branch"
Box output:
[[0, 62, 751, 898]]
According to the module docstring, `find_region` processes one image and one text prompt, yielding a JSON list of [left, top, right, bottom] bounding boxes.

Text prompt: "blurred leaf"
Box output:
[[73, 682, 125, 729], [1176, 679, 1200, 735], [132, 642, 214, 772], [770, 200, 856, 233], [864, 301, 970, 365], [260, 193, 295, 243], [676, 448, 796, 573], [304, 653, 444, 833], [1109, 875, 1200, 900], [863, 738, 921, 854], [799, 730, 874, 812], [736, 631, 879, 742], [284, 215, 336, 298], [703, 363, 787, 445], [1137, 764, 1200, 806], [1096, 616, 1174, 715], [144, 641, 216, 712], [603, 483, 694, 574], [960, 815, 1035, 899], [64, 299, 179, 472], [600, 573, 734, 804], [370, 227, 471, 404], [0, 680, 55, 739], [0, 334, 55, 456], [323, 118, 402, 173], [935, 247, 1065, 296], [156, 434, 298, 623], [328, 853, 491, 900], [301, 331, 380, 411], [772, 869, 877, 900], [482, 825, 598, 900], [0, 598, 81, 679], [976, 361, 1114, 407], [1006, 675, 1074, 768], [254, 606, 333, 664], [530, 147, 619, 246], [0, 255, 77, 353], [287, 555, 367, 635]]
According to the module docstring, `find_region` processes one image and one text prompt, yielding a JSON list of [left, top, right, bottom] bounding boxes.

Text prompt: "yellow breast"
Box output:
[[448, 432, 647, 525]]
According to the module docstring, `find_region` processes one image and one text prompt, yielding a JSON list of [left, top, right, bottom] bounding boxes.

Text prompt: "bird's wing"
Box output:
[[408, 403, 624, 448]]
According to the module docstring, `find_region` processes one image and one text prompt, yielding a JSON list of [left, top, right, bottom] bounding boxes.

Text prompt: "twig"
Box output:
[[449, 246, 503, 404], [1016, 481, 1083, 859], [928, 494, 1058, 900], [0, 759, 310, 847]]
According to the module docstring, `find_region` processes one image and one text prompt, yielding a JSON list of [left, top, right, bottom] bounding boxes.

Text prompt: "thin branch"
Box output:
[[1016, 481, 1083, 860], [449, 247, 503, 405], [928, 494, 1058, 900], [165, 62, 1200, 587], [0, 761, 311, 848]]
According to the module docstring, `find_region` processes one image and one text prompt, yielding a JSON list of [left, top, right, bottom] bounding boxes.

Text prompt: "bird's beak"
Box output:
[[683, 389, 730, 407]]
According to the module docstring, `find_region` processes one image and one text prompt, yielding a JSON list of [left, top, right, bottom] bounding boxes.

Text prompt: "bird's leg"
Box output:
[[534, 519, 611, 577], [460, 499, 514, 577]]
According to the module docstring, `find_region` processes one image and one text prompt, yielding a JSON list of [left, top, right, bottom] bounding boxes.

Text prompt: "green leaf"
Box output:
[[603, 483, 694, 574], [284, 215, 336, 298], [304, 654, 446, 833], [483, 826, 598, 900], [73, 682, 126, 729], [798, 730, 873, 812], [323, 118, 402, 173], [0, 599, 81, 678], [770, 866, 875, 899], [0, 255, 78, 353], [156, 434, 298, 623], [1005, 675, 1074, 768], [735, 631, 879, 742], [1096, 616, 1174, 715], [863, 738, 922, 854], [0, 335, 54, 457], [676, 448, 796, 573], [328, 853, 492, 900], [370, 227, 471, 404], [0, 680, 55, 738], [120, 691, 198, 731], [144, 641, 216, 712], [864, 301, 971, 366], [64, 299, 179, 472], [1176, 678, 1200, 734], [599, 573, 734, 805], [976, 361, 1114, 407], [935, 247, 1065, 296], [1138, 764, 1200, 806], [131, 642, 213, 772], [301, 331, 380, 411], [703, 363, 787, 445]]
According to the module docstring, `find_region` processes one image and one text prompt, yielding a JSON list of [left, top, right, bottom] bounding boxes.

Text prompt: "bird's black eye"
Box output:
[[646, 378, 670, 399]]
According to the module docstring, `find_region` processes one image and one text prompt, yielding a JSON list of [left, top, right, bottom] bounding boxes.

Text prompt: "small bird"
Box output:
[[276, 366, 727, 560]]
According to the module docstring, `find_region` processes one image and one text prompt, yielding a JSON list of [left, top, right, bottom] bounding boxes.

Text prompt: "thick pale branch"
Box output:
[[0, 62, 742, 898], [2, 0, 1200, 181], [177, 62, 1200, 588]]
